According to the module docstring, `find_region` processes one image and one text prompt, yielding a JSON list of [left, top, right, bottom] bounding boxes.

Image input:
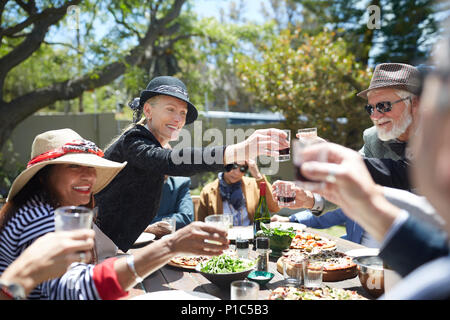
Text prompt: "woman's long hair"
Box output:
[[0, 165, 54, 233]]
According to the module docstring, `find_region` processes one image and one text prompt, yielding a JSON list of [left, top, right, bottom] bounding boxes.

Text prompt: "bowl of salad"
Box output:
[[256, 223, 296, 258], [195, 253, 256, 287]]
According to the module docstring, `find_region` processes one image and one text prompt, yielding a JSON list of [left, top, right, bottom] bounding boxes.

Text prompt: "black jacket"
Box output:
[[95, 125, 226, 251], [363, 157, 412, 191]]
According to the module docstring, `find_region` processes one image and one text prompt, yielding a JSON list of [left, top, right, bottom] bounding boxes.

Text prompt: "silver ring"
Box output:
[[79, 252, 86, 263]]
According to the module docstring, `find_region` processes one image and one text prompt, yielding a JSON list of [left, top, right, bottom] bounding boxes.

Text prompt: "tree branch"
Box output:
[[43, 40, 83, 53], [0, 1, 50, 41], [15, 0, 37, 15], [0, 0, 187, 151], [4, 0, 187, 112], [107, 5, 142, 40], [0, 0, 81, 101]]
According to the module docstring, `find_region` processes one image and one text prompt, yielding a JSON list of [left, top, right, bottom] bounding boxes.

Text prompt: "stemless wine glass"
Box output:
[[162, 217, 176, 233], [205, 214, 230, 230], [54, 206, 94, 231], [292, 138, 328, 190], [275, 182, 296, 207], [230, 280, 259, 300], [276, 129, 291, 162], [204, 214, 229, 245], [282, 256, 305, 287], [303, 261, 324, 288], [54, 206, 94, 263]]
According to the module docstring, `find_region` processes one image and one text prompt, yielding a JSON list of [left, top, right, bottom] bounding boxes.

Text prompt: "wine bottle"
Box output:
[[253, 181, 271, 237]]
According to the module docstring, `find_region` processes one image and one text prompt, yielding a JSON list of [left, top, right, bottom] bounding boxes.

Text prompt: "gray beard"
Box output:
[[376, 110, 413, 142]]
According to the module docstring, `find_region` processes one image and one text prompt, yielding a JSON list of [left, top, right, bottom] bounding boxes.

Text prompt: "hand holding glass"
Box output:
[[275, 182, 296, 207], [54, 206, 93, 263], [204, 214, 229, 245], [162, 217, 176, 233]]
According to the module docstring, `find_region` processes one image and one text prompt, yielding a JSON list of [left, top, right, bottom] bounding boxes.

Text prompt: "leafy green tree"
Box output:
[[298, 0, 378, 65], [374, 0, 438, 64], [0, 0, 189, 152], [295, 0, 440, 65], [235, 27, 373, 149]]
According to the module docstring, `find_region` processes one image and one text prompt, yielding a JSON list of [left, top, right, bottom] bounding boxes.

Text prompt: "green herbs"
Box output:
[[260, 223, 296, 238], [200, 254, 255, 274]]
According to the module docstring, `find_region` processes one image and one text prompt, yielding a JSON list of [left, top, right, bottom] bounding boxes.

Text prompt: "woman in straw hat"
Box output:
[[95, 76, 288, 252], [0, 128, 228, 299]]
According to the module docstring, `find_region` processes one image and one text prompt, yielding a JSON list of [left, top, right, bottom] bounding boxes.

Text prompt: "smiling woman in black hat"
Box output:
[[94, 76, 288, 252]]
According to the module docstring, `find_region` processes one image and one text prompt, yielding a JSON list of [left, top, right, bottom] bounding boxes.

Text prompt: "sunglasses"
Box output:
[[225, 163, 248, 173], [365, 96, 411, 116]]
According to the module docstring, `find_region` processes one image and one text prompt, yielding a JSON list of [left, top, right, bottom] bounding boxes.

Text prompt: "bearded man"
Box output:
[[358, 63, 421, 161]]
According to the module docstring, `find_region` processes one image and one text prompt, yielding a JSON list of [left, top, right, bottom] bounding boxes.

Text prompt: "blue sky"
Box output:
[[191, 0, 267, 23]]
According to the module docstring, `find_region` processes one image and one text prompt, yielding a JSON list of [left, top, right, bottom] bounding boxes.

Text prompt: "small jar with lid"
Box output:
[[235, 237, 249, 259], [255, 236, 271, 272]]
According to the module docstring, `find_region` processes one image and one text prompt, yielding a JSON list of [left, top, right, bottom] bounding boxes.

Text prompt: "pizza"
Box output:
[[289, 231, 336, 252], [169, 255, 210, 269], [276, 250, 358, 282], [268, 286, 367, 300]]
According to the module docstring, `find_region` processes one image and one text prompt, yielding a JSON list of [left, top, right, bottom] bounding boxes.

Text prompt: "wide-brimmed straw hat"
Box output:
[[139, 76, 198, 124], [357, 63, 421, 99], [7, 129, 127, 201]]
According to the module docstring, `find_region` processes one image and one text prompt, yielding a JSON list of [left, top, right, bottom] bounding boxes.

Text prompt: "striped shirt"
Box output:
[[0, 194, 101, 300]]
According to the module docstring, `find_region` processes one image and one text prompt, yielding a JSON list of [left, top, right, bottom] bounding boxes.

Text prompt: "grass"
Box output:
[[310, 225, 346, 238]]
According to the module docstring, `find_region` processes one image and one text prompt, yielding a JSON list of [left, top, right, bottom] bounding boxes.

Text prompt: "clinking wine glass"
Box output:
[[292, 139, 327, 190], [204, 214, 229, 245], [275, 182, 296, 207], [276, 129, 291, 162]]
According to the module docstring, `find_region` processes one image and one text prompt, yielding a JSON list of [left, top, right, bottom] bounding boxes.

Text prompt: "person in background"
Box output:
[[272, 207, 380, 248], [145, 175, 194, 238], [272, 63, 431, 247], [283, 63, 423, 216], [198, 159, 280, 225]]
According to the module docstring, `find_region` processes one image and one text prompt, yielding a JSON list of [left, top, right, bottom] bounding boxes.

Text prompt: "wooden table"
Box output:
[[123, 227, 372, 300]]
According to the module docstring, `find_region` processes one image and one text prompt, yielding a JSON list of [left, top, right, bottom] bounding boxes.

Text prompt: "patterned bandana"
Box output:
[[27, 139, 104, 168]]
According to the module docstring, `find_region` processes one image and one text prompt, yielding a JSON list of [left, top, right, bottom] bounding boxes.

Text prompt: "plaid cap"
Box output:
[[357, 63, 421, 99]]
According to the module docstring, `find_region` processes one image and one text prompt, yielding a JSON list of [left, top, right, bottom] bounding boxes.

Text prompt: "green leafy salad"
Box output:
[[258, 223, 296, 238], [200, 254, 255, 274]]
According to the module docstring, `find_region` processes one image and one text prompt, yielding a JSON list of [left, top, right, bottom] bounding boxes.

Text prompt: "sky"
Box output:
[[191, 0, 267, 23]]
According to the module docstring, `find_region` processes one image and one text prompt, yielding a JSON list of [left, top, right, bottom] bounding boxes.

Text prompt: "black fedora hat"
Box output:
[[139, 76, 198, 124]]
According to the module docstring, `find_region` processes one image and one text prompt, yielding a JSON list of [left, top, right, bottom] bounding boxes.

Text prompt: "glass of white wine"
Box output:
[[204, 214, 229, 245]]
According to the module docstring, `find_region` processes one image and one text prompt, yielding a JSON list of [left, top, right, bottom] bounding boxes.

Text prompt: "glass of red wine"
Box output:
[[276, 129, 291, 162], [275, 182, 296, 207], [292, 138, 327, 190]]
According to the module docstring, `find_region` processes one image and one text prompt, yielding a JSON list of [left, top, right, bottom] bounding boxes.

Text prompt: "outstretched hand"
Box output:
[[169, 221, 229, 256], [224, 128, 289, 164]]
